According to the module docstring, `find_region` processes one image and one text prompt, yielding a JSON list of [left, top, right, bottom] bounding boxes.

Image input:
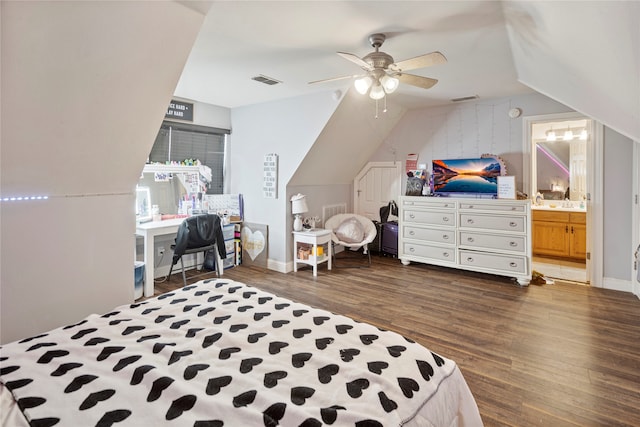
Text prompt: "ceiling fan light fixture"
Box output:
[[369, 83, 385, 100], [354, 76, 373, 95], [380, 74, 399, 93]]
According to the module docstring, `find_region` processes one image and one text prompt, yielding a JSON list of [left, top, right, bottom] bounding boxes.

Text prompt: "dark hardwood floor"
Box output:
[[151, 253, 640, 426]]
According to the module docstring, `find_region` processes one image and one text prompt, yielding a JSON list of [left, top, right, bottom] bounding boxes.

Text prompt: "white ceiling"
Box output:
[[174, 1, 534, 110]]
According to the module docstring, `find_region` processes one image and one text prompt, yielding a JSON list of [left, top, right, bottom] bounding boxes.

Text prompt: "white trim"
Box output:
[[589, 121, 604, 287], [632, 142, 640, 298], [602, 276, 633, 293]]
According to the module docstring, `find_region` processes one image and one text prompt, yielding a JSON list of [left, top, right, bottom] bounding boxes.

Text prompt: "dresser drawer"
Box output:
[[403, 225, 455, 244], [459, 213, 525, 232], [403, 242, 455, 263], [459, 250, 527, 274], [459, 202, 526, 213], [459, 231, 526, 253], [404, 210, 456, 226], [402, 198, 456, 209]]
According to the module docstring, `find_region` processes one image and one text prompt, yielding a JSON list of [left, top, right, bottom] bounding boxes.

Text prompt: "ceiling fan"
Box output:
[[310, 33, 447, 100]]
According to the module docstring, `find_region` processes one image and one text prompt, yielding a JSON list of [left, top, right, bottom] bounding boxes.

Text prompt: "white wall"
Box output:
[[0, 1, 207, 344], [229, 91, 341, 269], [505, 1, 640, 142], [370, 93, 572, 194], [603, 128, 634, 282]]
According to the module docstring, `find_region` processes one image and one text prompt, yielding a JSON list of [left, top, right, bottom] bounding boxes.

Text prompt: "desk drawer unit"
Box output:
[[459, 231, 526, 254]]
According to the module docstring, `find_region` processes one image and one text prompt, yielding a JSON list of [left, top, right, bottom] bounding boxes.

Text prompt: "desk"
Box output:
[[292, 229, 332, 276], [135, 218, 223, 297]]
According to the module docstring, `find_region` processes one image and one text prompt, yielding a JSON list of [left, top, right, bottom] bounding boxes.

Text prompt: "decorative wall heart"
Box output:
[[241, 227, 266, 261]]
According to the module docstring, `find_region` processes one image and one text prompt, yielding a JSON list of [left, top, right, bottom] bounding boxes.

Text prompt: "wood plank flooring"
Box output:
[[151, 253, 640, 426]]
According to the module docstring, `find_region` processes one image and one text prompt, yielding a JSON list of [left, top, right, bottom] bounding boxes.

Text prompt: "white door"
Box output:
[[354, 161, 402, 220]]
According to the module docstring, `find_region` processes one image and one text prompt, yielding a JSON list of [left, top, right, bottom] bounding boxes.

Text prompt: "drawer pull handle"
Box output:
[[443, 217, 449, 222], [443, 235, 449, 240], [443, 252, 449, 257], [409, 213, 415, 219], [509, 221, 517, 227], [409, 247, 415, 252], [409, 230, 415, 236], [512, 207, 517, 211], [467, 237, 474, 242], [467, 219, 474, 224], [468, 205, 474, 209], [509, 262, 517, 268], [509, 241, 517, 247], [467, 257, 474, 262]]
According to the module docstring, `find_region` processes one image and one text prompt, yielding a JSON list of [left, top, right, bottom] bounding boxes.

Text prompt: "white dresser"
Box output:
[[399, 196, 531, 286]]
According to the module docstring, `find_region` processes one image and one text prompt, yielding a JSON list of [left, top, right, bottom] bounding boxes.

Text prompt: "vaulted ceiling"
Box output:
[[174, 1, 639, 141]]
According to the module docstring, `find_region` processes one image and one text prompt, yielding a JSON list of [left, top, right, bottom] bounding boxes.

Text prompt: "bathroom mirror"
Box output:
[[529, 115, 593, 202]]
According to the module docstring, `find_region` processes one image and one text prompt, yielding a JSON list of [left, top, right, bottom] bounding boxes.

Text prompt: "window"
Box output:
[[148, 121, 229, 194]]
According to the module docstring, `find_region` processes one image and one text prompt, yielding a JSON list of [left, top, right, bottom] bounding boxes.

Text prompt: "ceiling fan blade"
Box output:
[[396, 73, 438, 89], [337, 52, 373, 71], [308, 74, 361, 85], [391, 51, 447, 72]]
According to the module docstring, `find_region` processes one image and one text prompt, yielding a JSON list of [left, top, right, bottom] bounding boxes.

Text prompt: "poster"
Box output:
[[241, 222, 268, 267], [405, 153, 418, 174], [263, 153, 278, 198], [497, 176, 516, 199]]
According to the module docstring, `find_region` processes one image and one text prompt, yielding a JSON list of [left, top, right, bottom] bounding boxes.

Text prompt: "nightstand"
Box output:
[[292, 229, 332, 276]]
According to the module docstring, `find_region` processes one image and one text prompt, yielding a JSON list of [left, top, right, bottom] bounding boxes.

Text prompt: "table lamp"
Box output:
[[290, 193, 308, 232]]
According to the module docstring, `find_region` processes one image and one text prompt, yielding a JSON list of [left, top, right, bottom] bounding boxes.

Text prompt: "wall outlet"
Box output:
[[157, 246, 165, 256]]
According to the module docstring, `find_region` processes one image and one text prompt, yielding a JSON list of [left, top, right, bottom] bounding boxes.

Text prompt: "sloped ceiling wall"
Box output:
[[504, 1, 639, 141], [289, 89, 406, 186]]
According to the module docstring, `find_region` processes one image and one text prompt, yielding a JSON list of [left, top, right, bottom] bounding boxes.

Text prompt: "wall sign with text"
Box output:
[[263, 153, 278, 199], [165, 100, 193, 121]]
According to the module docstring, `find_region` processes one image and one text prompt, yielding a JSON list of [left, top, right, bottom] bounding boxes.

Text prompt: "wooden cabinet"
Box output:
[[399, 197, 532, 286], [532, 210, 586, 260]]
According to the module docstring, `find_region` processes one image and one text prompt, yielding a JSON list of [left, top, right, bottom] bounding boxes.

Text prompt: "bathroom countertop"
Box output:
[[531, 204, 586, 212]]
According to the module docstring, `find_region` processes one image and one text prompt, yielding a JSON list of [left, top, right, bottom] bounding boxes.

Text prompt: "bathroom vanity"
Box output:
[[531, 206, 586, 260]]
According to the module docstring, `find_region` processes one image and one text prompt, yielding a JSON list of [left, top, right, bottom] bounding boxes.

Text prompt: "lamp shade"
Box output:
[[369, 83, 385, 100], [354, 76, 373, 95], [290, 193, 308, 215], [380, 75, 399, 93]]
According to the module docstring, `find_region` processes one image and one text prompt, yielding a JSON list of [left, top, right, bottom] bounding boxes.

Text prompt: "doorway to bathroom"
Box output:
[[524, 113, 599, 285]]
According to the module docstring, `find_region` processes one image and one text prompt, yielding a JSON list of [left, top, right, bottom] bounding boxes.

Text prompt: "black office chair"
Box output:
[[168, 214, 227, 286]]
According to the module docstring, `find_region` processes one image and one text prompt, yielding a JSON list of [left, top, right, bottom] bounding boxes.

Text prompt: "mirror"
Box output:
[[530, 116, 592, 202]]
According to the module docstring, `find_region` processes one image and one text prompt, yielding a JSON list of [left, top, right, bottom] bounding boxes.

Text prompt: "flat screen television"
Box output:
[[432, 157, 502, 198]]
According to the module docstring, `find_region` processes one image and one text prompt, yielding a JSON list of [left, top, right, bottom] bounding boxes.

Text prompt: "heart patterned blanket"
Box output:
[[0, 279, 478, 426]]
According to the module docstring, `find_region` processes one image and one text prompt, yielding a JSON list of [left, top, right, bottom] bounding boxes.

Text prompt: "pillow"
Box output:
[[334, 217, 365, 243]]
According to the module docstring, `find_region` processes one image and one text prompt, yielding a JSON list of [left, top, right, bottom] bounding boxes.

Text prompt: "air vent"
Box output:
[[251, 75, 282, 86], [451, 95, 479, 103]]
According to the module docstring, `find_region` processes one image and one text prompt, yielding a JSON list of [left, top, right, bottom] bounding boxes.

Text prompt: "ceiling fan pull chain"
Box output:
[[383, 95, 388, 113], [375, 98, 379, 119]]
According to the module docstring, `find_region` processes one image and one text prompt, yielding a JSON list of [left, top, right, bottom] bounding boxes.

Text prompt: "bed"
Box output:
[[1, 278, 483, 426]]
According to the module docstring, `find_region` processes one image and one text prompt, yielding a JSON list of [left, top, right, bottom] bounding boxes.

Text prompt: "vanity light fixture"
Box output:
[[563, 126, 574, 141], [546, 128, 557, 142], [579, 129, 588, 140]]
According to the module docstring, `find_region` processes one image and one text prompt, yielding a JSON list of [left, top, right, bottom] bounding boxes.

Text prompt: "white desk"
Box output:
[[135, 218, 223, 297], [292, 229, 332, 276]]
